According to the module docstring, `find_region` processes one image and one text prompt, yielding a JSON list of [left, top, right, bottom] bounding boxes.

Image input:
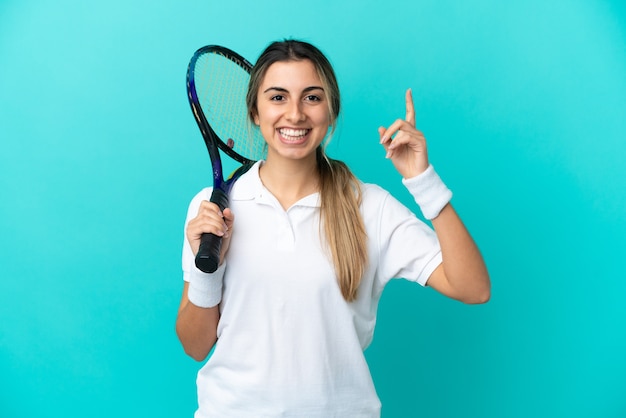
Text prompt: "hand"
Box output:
[[378, 88, 429, 178], [186, 201, 235, 263]]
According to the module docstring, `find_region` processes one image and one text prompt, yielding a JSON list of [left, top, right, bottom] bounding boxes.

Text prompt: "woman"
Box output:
[[176, 39, 490, 417]]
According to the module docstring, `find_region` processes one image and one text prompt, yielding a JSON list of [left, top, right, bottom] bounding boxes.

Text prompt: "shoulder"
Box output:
[[185, 161, 263, 217], [360, 182, 390, 198], [188, 161, 263, 204], [184, 187, 213, 220], [230, 160, 263, 201], [359, 182, 393, 212], [359, 180, 421, 225], [358, 182, 396, 230], [189, 187, 212, 205]]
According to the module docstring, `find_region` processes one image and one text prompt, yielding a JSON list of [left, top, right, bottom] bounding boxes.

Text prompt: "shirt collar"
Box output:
[[230, 160, 321, 208]]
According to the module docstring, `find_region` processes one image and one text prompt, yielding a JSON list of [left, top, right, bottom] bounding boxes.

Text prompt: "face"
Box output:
[[253, 59, 332, 163]]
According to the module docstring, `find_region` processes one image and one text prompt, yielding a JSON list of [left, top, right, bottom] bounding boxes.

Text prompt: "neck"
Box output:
[[259, 153, 320, 210]]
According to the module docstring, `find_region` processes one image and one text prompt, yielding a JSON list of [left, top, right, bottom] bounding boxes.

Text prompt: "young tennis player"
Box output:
[[176, 39, 490, 417]]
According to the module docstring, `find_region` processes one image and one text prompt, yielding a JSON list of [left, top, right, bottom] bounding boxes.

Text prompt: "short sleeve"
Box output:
[[375, 190, 442, 287]]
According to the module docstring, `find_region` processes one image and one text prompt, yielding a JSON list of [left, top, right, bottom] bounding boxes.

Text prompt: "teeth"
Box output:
[[279, 128, 308, 138]]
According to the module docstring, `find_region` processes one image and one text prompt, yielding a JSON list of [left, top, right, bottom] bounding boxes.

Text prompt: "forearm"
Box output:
[[430, 203, 490, 303], [379, 92, 490, 303], [176, 283, 219, 361]]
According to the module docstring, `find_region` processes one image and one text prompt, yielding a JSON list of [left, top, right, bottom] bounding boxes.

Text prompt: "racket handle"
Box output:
[[195, 233, 222, 273], [195, 188, 230, 273]]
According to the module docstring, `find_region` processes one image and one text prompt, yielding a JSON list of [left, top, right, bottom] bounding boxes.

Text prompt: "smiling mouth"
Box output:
[[278, 128, 310, 142]]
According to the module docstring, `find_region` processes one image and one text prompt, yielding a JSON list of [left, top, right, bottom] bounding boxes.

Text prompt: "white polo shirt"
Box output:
[[182, 161, 442, 418]]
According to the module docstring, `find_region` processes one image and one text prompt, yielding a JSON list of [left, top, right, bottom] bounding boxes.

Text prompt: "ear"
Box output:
[[253, 113, 260, 125]]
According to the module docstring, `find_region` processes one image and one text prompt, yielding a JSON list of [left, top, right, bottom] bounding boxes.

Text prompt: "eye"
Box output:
[[270, 95, 286, 102], [304, 95, 322, 102]]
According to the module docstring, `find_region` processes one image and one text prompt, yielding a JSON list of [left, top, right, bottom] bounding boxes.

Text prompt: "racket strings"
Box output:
[[195, 53, 266, 161]]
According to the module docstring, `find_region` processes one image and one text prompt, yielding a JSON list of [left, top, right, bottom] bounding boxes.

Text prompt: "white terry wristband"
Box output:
[[187, 262, 226, 308], [402, 165, 453, 220]]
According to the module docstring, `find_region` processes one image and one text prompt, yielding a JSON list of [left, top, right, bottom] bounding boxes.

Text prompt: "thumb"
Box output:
[[222, 208, 235, 239], [223, 208, 235, 228]]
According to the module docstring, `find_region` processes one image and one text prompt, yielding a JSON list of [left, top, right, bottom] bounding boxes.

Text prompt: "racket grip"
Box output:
[[195, 233, 222, 273], [194, 188, 230, 273]]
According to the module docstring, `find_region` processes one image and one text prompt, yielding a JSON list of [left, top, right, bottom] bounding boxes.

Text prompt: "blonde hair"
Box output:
[[247, 40, 368, 301]]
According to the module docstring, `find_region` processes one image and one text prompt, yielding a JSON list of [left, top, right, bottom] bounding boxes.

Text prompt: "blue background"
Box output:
[[1, 0, 625, 416]]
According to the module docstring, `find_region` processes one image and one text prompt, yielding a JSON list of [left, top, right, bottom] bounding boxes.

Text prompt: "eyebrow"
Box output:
[[262, 86, 325, 94]]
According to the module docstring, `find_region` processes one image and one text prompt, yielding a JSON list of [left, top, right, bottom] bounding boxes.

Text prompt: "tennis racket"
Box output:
[[187, 45, 266, 273]]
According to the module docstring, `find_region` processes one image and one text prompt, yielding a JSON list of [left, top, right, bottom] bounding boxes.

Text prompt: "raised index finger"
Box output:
[[405, 88, 416, 127]]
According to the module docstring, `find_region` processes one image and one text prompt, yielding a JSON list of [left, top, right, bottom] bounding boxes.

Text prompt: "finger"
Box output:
[[385, 132, 411, 159], [191, 203, 229, 234], [379, 126, 394, 158], [198, 200, 223, 217], [201, 218, 229, 236], [405, 88, 416, 127], [378, 126, 388, 144], [380, 119, 413, 144], [189, 216, 228, 237]]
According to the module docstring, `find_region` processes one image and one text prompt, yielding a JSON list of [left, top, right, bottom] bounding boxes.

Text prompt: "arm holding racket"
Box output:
[[175, 201, 234, 361], [379, 89, 490, 304], [178, 44, 266, 359]]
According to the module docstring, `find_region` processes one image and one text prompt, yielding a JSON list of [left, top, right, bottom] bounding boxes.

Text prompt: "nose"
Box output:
[[286, 101, 305, 123]]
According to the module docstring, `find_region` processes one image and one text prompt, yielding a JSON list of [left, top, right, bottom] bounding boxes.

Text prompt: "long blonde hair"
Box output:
[[246, 40, 368, 301]]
